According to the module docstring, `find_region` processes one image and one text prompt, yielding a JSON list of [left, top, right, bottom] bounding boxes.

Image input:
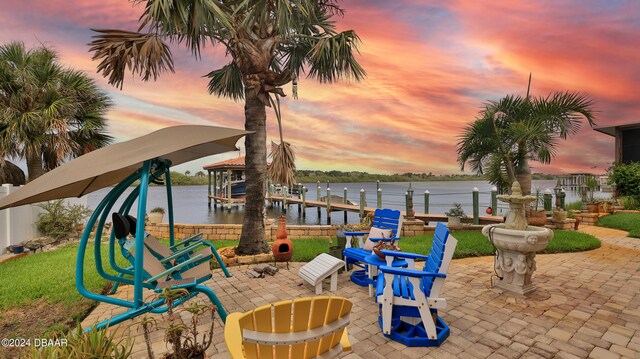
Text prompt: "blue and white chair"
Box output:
[[342, 208, 402, 286], [376, 222, 458, 347]]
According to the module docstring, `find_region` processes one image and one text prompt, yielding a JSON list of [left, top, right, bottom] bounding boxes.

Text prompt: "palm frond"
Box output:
[[89, 29, 174, 89], [268, 141, 296, 187], [136, 0, 234, 56], [531, 91, 597, 138], [306, 30, 365, 83], [204, 62, 244, 101]]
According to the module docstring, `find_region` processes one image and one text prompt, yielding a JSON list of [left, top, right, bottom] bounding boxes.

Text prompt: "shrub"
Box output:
[[446, 203, 466, 217], [36, 200, 92, 239], [609, 162, 640, 203]]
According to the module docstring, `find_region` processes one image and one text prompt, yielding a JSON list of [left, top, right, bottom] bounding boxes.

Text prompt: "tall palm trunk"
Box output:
[[26, 151, 44, 182], [516, 160, 532, 196], [236, 87, 270, 255]]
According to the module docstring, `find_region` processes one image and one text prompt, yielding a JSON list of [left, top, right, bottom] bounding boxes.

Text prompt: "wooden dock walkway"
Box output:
[[209, 195, 245, 207], [267, 195, 504, 225]]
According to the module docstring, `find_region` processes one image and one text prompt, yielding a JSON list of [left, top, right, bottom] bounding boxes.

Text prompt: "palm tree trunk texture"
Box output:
[[26, 151, 44, 182], [516, 160, 532, 196], [236, 88, 270, 255]]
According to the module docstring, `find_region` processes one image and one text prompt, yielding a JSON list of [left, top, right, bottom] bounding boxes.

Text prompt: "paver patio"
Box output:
[[82, 226, 640, 358]]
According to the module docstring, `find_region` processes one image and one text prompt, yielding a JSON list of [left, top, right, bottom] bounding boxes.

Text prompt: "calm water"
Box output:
[[87, 180, 608, 225]]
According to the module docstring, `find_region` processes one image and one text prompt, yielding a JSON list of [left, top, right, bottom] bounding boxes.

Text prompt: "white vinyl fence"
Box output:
[[0, 184, 87, 254]]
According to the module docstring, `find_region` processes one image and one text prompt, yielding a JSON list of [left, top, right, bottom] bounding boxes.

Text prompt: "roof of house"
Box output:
[[594, 122, 640, 136]]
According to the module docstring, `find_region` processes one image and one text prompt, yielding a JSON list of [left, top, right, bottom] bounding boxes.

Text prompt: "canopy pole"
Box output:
[[165, 165, 175, 246], [76, 170, 141, 309], [134, 160, 151, 308], [109, 185, 142, 277]]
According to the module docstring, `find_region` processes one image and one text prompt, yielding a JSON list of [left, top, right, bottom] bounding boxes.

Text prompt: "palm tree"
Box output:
[[457, 79, 597, 195], [0, 41, 113, 181], [89, 1, 365, 255]]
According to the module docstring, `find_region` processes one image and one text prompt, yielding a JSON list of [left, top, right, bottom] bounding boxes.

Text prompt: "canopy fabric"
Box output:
[[0, 125, 249, 210]]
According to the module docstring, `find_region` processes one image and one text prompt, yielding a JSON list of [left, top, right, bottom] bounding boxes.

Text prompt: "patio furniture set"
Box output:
[[0, 126, 459, 358]]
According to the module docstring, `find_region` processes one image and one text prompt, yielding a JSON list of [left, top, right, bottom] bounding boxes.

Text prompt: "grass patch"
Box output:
[[0, 242, 129, 357], [542, 230, 601, 253], [596, 212, 640, 238], [0, 243, 127, 310], [378, 230, 600, 258]]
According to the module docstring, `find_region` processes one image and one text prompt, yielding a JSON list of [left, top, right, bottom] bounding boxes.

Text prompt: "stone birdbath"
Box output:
[[482, 182, 554, 295]]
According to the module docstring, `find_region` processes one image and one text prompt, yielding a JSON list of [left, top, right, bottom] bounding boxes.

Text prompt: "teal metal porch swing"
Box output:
[[0, 125, 250, 332]]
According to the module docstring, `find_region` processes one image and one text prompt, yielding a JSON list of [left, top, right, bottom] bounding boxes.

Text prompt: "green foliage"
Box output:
[[586, 176, 599, 203], [29, 324, 133, 359], [620, 196, 640, 210], [564, 200, 584, 217], [165, 171, 208, 185], [150, 207, 165, 214], [457, 85, 597, 194], [295, 170, 486, 183], [609, 162, 640, 202], [36, 200, 92, 239], [0, 41, 112, 180], [596, 213, 640, 238], [446, 203, 466, 217]]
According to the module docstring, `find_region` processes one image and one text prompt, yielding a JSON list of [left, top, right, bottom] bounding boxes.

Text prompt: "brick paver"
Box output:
[[82, 226, 640, 358]]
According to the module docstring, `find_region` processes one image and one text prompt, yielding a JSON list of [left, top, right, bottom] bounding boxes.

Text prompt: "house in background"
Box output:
[[595, 122, 640, 164]]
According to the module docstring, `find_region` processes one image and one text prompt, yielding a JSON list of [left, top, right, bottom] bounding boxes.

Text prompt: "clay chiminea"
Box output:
[[272, 215, 293, 268]]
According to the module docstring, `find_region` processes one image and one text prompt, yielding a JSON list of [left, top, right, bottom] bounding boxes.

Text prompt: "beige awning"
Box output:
[[0, 125, 250, 210]]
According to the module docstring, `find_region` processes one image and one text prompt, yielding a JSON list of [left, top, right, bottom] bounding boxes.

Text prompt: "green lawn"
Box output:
[[0, 242, 130, 351], [596, 212, 640, 238], [0, 243, 128, 310], [373, 230, 600, 259]]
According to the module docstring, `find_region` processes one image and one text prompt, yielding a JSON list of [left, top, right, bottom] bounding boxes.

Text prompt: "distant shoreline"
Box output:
[[166, 171, 556, 186]]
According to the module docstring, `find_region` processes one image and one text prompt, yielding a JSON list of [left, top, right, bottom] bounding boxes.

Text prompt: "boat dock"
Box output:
[[267, 195, 504, 225]]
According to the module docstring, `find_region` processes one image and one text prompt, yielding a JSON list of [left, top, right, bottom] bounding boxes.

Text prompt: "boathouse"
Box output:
[[203, 157, 247, 209]]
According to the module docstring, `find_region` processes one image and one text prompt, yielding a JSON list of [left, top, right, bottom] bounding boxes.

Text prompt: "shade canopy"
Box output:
[[0, 125, 249, 210]]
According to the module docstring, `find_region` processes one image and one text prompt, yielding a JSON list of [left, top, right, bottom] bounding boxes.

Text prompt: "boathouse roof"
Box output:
[[203, 156, 271, 171]]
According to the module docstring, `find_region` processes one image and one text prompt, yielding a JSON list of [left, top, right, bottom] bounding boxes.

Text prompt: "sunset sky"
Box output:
[[2, 0, 638, 176]]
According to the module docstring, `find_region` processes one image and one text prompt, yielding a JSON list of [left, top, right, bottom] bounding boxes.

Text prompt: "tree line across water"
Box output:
[[168, 170, 556, 186]]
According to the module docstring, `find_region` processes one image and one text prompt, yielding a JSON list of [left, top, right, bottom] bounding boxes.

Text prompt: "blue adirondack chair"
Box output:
[[375, 222, 458, 347], [343, 208, 402, 286]]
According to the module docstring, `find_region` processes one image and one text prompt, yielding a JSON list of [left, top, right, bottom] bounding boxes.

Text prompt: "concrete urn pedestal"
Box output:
[[482, 224, 554, 295], [482, 181, 554, 295]]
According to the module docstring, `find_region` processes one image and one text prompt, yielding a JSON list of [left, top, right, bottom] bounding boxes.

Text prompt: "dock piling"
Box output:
[[424, 190, 430, 214], [359, 189, 365, 220], [491, 186, 497, 216], [283, 186, 288, 213], [326, 188, 332, 225], [473, 187, 479, 224], [302, 186, 307, 218]]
